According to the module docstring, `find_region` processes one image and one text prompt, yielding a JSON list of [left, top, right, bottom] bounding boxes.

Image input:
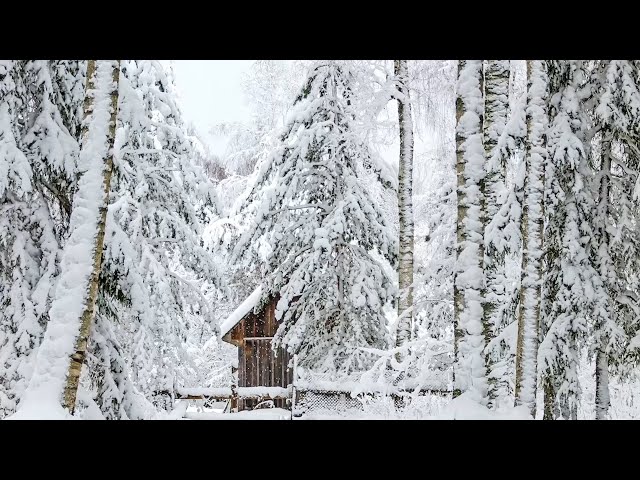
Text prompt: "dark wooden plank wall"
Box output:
[[239, 340, 293, 410], [236, 297, 293, 410]]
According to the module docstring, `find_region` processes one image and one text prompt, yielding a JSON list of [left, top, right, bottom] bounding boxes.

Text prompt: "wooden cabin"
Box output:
[[220, 286, 293, 410]]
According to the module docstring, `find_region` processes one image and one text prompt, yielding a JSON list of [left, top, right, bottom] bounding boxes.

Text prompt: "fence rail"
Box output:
[[175, 386, 291, 401], [173, 355, 452, 418], [172, 384, 452, 418]]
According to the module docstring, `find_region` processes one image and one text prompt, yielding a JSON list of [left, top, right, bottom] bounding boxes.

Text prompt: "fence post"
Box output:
[[291, 354, 298, 419], [171, 374, 176, 408], [231, 365, 238, 412]]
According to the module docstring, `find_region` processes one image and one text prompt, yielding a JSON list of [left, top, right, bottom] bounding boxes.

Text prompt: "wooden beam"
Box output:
[[291, 383, 452, 396], [173, 386, 451, 402], [175, 386, 290, 401]]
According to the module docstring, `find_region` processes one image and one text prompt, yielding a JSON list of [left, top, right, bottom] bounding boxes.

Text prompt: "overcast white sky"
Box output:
[[170, 60, 254, 156]]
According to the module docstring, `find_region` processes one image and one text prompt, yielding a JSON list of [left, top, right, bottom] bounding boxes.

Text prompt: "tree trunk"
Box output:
[[514, 60, 547, 417], [394, 59, 415, 359], [454, 60, 487, 402], [595, 134, 612, 420], [482, 60, 510, 406], [62, 60, 121, 413], [453, 61, 466, 398], [595, 349, 610, 420], [542, 376, 555, 419]]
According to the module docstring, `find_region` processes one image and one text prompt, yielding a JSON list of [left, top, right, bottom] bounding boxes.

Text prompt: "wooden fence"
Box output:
[[171, 384, 451, 418], [170, 354, 452, 418]]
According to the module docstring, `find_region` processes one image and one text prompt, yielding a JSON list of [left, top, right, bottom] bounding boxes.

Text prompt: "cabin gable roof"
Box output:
[[220, 285, 266, 345]]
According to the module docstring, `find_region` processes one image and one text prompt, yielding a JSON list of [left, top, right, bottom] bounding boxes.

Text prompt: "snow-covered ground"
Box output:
[[177, 402, 290, 420], [171, 393, 532, 420], [184, 408, 291, 420]]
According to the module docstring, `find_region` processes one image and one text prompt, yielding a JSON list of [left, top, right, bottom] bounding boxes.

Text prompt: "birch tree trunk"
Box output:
[[394, 59, 415, 358], [453, 61, 466, 397], [482, 60, 510, 405], [514, 60, 547, 416], [595, 134, 612, 420], [61, 60, 120, 412], [454, 60, 487, 402], [18, 60, 121, 417], [595, 350, 610, 420]]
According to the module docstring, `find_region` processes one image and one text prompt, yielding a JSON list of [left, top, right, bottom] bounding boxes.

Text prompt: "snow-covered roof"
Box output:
[[220, 285, 264, 338]]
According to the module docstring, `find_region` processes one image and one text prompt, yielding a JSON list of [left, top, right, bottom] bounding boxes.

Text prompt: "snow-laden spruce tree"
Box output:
[[414, 176, 454, 340], [85, 60, 223, 416], [233, 61, 397, 375], [211, 62, 310, 311], [589, 60, 640, 419], [22, 61, 83, 234], [410, 166, 456, 389], [454, 60, 488, 403], [539, 60, 604, 420], [0, 61, 84, 417], [14, 60, 121, 418], [8, 60, 224, 419], [0, 61, 46, 416], [49, 61, 86, 143]]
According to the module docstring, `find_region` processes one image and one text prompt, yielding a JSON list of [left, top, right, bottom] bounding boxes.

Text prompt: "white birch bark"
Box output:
[[394, 59, 415, 356], [514, 60, 547, 416], [482, 60, 510, 405], [454, 60, 488, 402], [595, 350, 610, 420]]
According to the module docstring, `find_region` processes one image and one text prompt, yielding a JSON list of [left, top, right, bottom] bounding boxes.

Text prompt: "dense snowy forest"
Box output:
[[1, 59, 639, 420]]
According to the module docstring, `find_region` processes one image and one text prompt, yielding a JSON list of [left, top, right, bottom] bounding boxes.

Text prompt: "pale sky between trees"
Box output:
[[170, 60, 254, 156]]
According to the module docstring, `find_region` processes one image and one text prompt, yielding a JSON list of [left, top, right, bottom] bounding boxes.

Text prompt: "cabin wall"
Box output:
[[238, 339, 293, 410], [244, 296, 279, 337], [228, 296, 279, 345], [236, 297, 293, 410]]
